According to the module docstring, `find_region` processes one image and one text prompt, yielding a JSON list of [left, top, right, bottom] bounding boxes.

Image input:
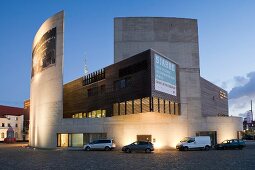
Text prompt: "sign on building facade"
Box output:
[[154, 54, 177, 96]]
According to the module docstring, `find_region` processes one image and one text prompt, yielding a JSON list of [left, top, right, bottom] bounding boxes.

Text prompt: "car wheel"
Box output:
[[145, 148, 151, 153], [205, 146, 210, 151], [183, 147, 188, 151], [125, 148, 131, 153], [85, 146, 91, 151], [105, 146, 110, 151]]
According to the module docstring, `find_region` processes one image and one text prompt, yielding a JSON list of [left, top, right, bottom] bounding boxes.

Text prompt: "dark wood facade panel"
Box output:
[[63, 49, 180, 118]]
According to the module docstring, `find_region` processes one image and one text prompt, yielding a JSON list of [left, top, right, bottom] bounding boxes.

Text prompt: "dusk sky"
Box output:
[[0, 0, 254, 117]]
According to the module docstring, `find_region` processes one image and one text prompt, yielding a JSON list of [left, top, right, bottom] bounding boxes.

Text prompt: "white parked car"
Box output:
[[83, 139, 116, 151], [176, 136, 211, 151]]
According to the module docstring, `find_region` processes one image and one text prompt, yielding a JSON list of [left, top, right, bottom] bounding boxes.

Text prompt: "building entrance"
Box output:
[[57, 134, 69, 147], [196, 131, 217, 146], [57, 133, 107, 147]]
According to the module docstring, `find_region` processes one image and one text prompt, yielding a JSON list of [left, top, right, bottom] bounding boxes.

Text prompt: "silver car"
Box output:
[[83, 139, 116, 151]]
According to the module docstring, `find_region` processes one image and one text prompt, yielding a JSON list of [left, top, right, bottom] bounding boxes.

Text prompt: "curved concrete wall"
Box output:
[[29, 11, 64, 148]]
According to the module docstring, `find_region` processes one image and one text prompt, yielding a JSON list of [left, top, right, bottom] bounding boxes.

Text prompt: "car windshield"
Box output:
[[180, 137, 190, 142], [132, 142, 138, 145], [222, 140, 228, 144]]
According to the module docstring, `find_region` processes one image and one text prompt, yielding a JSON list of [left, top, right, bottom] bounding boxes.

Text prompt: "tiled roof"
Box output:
[[0, 105, 25, 117]]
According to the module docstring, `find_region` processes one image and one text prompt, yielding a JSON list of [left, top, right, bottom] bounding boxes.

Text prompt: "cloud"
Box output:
[[233, 76, 249, 86], [229, 96, 252, 115], [229, 71, 255, 99]]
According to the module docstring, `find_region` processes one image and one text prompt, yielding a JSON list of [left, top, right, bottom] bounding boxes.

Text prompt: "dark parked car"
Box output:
[[215, 139, 246, 150], [122, 141, 154, 153]]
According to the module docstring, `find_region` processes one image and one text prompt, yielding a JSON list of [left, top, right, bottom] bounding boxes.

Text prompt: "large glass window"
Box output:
[[113, 103, 119, 116], [165, 100, 170, 114], [58, 134, 68, 147], [134, 99, 141, 114], [88, 112, 92, 118], [120, 102, 125, 115], [126, 100, 133, 114], [142, 97, 150, 112], [102, 110, 106, 117], [175, 103, 179, 115], [96, 110, 102, 118], [88, 87, 98, 97], [153, 97, 158, 112], [159, 98, 164, 113], [92, 111, 96, 118], [114, 77, 131, 90], [170, 102, 175, 114], [71, 134, 83, 147]]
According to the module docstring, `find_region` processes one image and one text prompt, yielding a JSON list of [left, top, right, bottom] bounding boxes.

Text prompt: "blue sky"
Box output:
[[0, 0, 254, 116]]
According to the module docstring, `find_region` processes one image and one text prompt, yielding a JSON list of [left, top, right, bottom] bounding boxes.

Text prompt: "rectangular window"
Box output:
[[92, 111, 96, 118], [8, 123, 11, 127], [78, 113, 83, 118], [15, 117, 18, 121], [165, 100, 170, 114], [113, 103, 119, 116], [153, 97, 159, 112], [71, 134, 83, 147], [1, 132, 4, 138], [96, 110, 102, 118], [88, 87, 98, 97], [114, 77, 130, 90], [159, 98, 164, 113], [175, 103, 180, 115], [1, 123, 4, 127], [170, 102, 175, 114], [83, 113, 87, 118], [142, 97, 150, 112], [102, 110, 106, 117], [119, 102, 125, 115], [100, 85, 106, 94], [88, 112, 92, 118], [126, 100, 133, 114], [15, 124, 18, 128], [134, 99, 141, 114], [119, 60, 148, 77]]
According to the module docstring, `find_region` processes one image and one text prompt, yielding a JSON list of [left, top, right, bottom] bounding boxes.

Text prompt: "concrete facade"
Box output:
[[114, 17, 202, 133], [200, 77, 228, 116], [29, 11, 64, 148], [29, 14, 243, 149], [59, 112, 242, 148]]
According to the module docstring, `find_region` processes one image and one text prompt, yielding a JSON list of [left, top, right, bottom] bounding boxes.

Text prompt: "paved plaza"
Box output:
[[1, 142, 255, 170]]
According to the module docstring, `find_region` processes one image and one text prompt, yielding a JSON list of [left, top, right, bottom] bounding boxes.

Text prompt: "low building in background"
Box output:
[[0, 105, 25, 141]]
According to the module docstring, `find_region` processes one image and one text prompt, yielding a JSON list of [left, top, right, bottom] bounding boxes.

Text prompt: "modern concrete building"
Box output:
[[29, 12, 243, 149]]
